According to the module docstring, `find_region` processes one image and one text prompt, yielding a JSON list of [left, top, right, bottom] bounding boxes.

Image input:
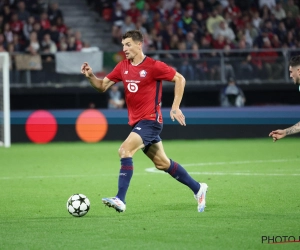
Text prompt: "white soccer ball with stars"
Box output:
[[67, 194, 90, 217]]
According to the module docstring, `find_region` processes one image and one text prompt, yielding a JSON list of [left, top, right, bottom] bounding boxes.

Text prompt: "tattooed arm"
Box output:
[[285, 122, 300, 135], [269, 122, 300, 142]]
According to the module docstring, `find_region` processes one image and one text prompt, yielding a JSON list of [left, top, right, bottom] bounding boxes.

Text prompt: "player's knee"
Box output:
[[118, 147, 125, 158], [153, 157, 170, 170], [155, 164, 168, 171], [154, 159, 170, 171], [118, 146, 131, 158]]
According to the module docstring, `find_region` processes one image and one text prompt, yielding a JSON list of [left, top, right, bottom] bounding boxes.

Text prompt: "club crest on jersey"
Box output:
[[139, 70, 147, 77]]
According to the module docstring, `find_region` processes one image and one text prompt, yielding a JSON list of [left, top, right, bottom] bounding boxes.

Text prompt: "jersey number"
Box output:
[[127, 82, 138, 93]]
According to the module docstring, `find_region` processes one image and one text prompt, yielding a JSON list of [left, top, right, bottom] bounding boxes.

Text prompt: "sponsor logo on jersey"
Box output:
[[135, 127, 141, 130], [124, 71, 128, 74], [139, 70, 147, 77]]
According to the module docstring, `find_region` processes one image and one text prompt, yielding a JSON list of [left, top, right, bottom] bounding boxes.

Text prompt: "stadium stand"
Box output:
[[89, 0, 299, 49], [0, 0, 121, 54], [86, 0, 300, 82], [1, 0, 300, 86]]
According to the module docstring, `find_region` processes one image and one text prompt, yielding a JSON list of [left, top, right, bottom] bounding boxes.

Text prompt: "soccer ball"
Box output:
[[67, 194, 90, 217]]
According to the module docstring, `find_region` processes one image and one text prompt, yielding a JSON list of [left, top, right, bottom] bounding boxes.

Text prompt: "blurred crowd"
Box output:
[[0, 0, 84, 58], [88, 0, 300, 81], [91, 0, 300, 51], [1, 0, 300, 82]]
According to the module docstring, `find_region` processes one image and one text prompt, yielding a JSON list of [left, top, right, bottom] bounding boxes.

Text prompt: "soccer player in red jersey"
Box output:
[[81, 30, 208, 212]]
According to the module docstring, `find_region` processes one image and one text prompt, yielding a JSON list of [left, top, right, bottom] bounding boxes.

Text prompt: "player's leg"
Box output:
[[108, 120, 161, 208], [116, 132, 144, 202], [144, 142, 208, 212], [144, 141, 200, 192], [102, 132, 144, 212]]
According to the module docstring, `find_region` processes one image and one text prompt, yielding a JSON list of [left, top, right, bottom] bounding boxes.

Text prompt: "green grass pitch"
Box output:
[[1, 138, 300, 250]]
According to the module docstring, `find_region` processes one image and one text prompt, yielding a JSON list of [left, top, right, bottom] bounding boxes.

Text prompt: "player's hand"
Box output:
[[81, 62, 93, 78], [170, 108, 186, 126], [269, 129, 286, 142]]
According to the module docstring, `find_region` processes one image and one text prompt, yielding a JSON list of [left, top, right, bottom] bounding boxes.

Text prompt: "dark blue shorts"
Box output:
[[131, 120, 163, 153]]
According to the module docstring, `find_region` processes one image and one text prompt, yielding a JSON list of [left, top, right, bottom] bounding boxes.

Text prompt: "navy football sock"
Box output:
[[116, 157, 133, 203], [166, 159, 200, 194]]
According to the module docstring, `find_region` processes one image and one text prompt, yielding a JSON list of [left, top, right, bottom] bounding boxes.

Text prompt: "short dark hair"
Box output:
[[289, 55, 300, 67], [122, 30, 143, 42]]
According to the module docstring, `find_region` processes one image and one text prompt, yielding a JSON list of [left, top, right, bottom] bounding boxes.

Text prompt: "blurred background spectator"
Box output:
[[108, 84, 125, 109], [220, 77, 246, 107]]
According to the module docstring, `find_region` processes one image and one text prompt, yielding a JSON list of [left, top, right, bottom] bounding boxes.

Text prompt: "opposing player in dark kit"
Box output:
[[269, 56, 300, 141]]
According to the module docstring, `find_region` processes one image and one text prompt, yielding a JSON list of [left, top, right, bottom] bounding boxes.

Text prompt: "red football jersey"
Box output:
[[106, 56, 176, 126]]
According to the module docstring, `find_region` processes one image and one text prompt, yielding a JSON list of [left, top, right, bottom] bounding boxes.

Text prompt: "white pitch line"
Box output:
[[145, 168, 300, 176], [145, 158, 300, 176], [0, 173, 149, 180], [0, 175, 90, 180], [188, 172, 300, 176], [181, 158, 300, 167], [1, 159, 299, 180]]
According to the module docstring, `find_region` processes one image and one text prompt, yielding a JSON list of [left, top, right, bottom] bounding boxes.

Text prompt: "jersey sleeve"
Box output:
[[153, 60, 176, 81], [106, 62, 123, 83]]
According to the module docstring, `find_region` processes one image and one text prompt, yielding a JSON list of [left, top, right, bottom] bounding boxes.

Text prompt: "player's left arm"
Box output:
[[170, 71, 186, 126]]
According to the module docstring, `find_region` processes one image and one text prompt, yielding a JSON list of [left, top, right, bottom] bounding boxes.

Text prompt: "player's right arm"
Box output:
[[269, 121, 300, 142], [81, 62, 115, 92]]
